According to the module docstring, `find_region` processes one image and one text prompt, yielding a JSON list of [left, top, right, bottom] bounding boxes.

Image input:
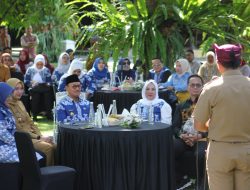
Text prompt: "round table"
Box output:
[[91, 90, 177, 114], [57, 123, 175, 190]]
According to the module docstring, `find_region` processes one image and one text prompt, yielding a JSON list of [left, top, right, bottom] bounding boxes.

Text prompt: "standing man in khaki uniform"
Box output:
[[193, 43, 250, 190]]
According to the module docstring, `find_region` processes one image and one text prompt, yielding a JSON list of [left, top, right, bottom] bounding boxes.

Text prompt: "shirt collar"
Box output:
[[222, 69, 241, 77], [66, 95, 81, 103]]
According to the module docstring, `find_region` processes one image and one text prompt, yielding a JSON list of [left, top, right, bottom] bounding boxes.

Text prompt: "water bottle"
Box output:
[[148, 105, 154, 125], [89, 102, 95, 126], [94, 112, 98, 126], [97, 109, 102, 128], [112, 100, 117, 115]]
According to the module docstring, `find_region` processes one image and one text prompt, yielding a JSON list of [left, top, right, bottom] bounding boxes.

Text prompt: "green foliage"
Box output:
[[35, 116, 54, 136], [36, 0, 79, 61], [68, 0, 250, 70], [1, 0, 79, 62]]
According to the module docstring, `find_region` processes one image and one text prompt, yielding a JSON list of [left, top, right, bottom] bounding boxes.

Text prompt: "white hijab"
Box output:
[[32, 54, 45, 71], [174, 58, 191, 76], [67, 59, 84, 78], [205, 51, 216, 66], [56, 52, 70, 73], [140, 80, 160, 105], [32, 54, 45, 83]]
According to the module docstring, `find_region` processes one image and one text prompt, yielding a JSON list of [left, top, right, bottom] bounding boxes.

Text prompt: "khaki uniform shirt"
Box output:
[[193, 70, 250, 142], [8, 99, 41, 139]]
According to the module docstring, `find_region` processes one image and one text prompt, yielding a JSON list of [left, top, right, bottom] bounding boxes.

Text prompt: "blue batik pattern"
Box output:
[[56, 96, 90, 123], [136, 101, 164, 122], [24, 67, 52, 87], [0, 107, 19, 163], [58, 73, 96, 94], [52, 70, 65, 85], [88, 70, 110, 90]]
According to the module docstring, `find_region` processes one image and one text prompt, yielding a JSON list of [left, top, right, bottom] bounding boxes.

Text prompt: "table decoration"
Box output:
[[121, 112, 142, 129]]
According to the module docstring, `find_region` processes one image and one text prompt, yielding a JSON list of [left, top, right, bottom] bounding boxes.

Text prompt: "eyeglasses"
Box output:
[[71, 84, 81, 89], [189, 83, 202, 88], [123, 61, 130, 65], [153, 64, 162, 68]]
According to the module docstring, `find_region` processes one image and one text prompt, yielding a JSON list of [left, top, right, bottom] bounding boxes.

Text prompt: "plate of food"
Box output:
[[108, 114, 124, 126]]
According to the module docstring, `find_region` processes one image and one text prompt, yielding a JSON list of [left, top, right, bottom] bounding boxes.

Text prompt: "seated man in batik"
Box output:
[[56, 74, 90, 123]]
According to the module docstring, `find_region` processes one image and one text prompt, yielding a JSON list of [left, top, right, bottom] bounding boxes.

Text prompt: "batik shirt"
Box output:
[[52, 69, 65, 85], [130, 99, 172, 125], [87, 70, 110, 90], [56, 96, 90, 123], [172, 98, 207, 138], [24, 67, 52, 87], [0, 106, 19, 163], [58, 73, 96, 94]]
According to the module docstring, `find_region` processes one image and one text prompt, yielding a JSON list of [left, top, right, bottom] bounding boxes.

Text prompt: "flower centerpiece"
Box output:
[[133, 80, 144, 91], [121, 81, 134, 91], [121, 113, 142, 129]]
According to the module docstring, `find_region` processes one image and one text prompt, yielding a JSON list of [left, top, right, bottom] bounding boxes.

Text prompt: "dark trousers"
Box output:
[[30, 84, 54, 116], [174, 138, 207, 189]]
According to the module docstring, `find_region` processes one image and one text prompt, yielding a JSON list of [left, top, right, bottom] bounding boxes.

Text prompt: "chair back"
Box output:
[[55, 91, 67, 104], [14, 131, 42, 190], [53, 91, 85, 143]]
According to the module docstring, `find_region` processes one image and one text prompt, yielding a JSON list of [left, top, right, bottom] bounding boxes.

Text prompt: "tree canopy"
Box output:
[[68, 0, 250, 69], [1, 0, 250, 68]]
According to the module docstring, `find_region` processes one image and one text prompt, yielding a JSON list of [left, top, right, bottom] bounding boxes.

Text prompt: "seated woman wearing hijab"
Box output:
[[160, 58, 191, 103], [0, 83, 19, 163], [43, 54, 55, 75], [198, 51, 220, 84], [15, 50, 33, 75], [115, 58, 136, 85], [0, 82, 43, 164], [58, 59, 96, 99], [87, 57, 110, 90], [51, 52, 70, 86], [6, 78, 55, 166], [24, 54, 54, 121], [130, 80, 172, 124], [1, 53, 24, 81], [66, 49, 74, 63]]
